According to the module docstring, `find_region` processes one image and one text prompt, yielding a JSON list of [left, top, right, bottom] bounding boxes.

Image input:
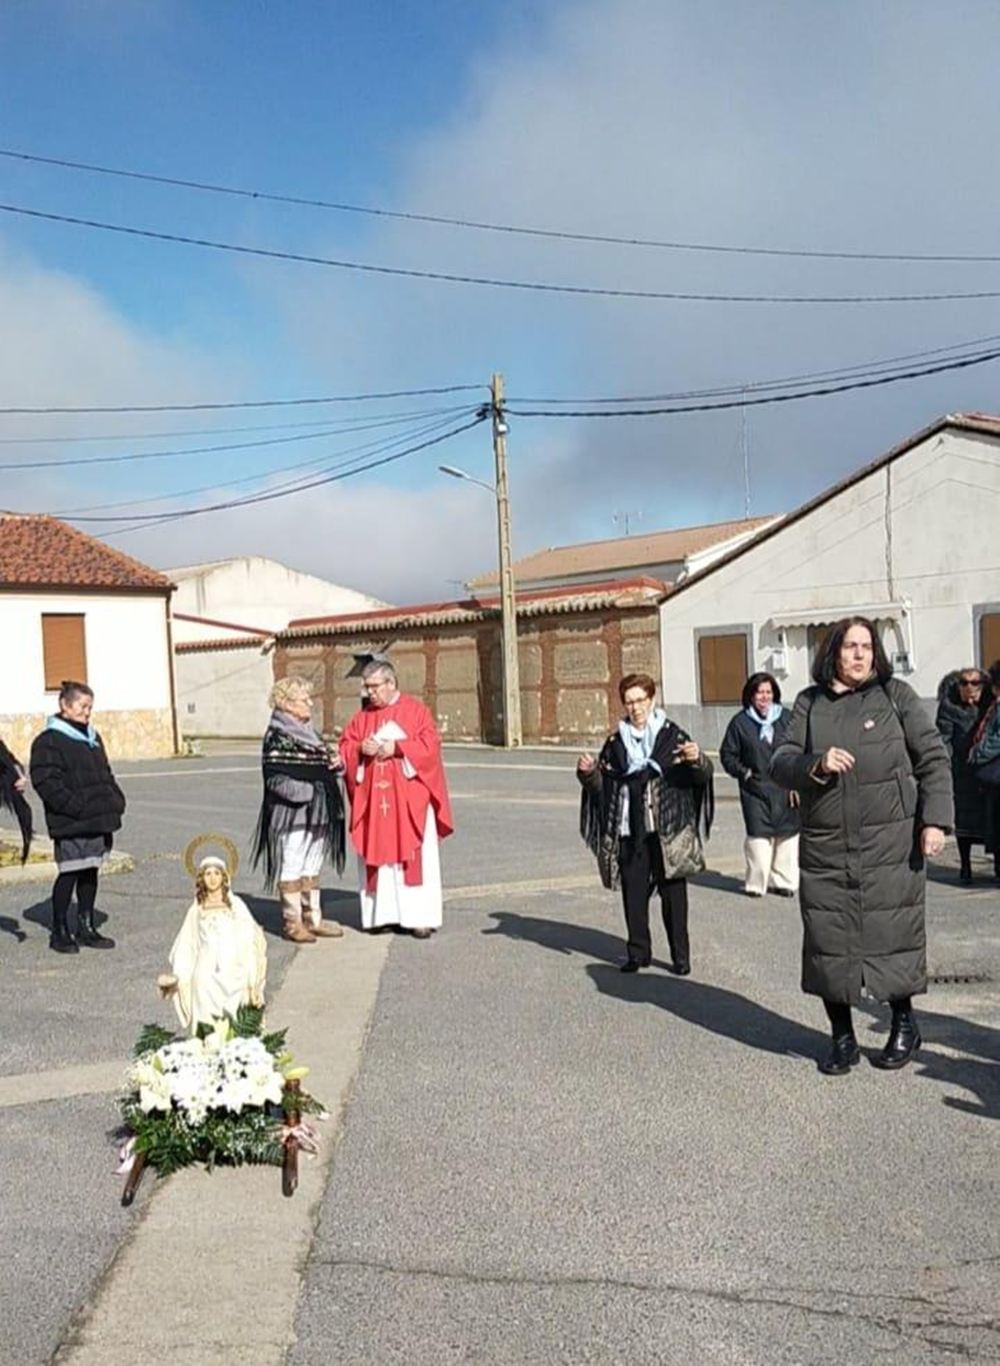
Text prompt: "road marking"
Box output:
[[0, 1059, 125, 1110], [122, 760, 573, 779], [122, 765, 258, 779], [451, 793, 577, 806], [446, 873, 596, 901]]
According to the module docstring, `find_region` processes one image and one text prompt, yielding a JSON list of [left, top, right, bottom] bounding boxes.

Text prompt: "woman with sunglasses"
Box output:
[[936, 668, 993, 883]]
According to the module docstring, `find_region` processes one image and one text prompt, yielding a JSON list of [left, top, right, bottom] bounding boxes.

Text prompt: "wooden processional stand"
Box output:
[[121, 1079, 304, 1206]]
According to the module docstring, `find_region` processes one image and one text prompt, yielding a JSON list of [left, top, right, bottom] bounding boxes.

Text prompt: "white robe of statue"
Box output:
[[168, 895, 267, 1035]]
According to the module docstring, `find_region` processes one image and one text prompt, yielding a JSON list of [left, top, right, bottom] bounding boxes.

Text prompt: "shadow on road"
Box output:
[[587, 962, 828, 1060], [22, 896, 111, 934], [482, 910, 624, 963], [857, 1000, 1000, 1122], [0, 914, 27, 942], [691, 868, 746, 895]]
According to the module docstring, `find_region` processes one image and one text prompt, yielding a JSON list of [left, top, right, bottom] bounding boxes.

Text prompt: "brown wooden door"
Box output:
[[698, 632, 747, 705], [980, 612, 1000, 669]]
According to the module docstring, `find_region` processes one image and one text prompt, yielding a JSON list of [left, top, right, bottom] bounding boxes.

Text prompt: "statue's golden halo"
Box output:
[[183, 832, 240, 880]]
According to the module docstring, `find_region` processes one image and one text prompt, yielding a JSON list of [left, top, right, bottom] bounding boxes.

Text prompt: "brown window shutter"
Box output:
[[698, 632, 747, 705], [41, 615, 87, 691], [980, 613, 1000, 670]]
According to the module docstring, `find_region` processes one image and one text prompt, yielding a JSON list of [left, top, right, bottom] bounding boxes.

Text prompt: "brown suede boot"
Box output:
[[301, 877, 343, 938], [280, 880, 315, 943]]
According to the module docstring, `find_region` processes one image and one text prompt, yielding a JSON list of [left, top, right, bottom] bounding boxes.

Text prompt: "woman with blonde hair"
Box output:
[[252, 675, 345, 943]]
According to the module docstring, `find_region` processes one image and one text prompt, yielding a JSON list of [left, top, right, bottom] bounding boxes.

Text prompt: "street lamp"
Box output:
[[438, 455, 523, 749]]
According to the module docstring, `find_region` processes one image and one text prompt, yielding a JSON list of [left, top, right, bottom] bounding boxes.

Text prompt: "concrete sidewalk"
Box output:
[[55, 928, 391, 1365]]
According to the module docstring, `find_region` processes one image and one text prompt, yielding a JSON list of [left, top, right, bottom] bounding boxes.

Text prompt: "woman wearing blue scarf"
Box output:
[[720, 672, 800, 897], [30, 681, 126, 954], [578, 673, 713, 973]]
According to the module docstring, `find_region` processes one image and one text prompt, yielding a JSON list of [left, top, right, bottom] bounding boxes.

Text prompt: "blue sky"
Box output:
[[3, 1, 1000, 601]]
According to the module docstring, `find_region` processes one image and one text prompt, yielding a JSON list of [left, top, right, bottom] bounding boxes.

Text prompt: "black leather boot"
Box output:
[[76, 905, 115, 949], [819, 1033, 861, 1075], [49, 904, 79, 955], [819, 1000, 860, 1075], [871, 1002, 921, 1070]]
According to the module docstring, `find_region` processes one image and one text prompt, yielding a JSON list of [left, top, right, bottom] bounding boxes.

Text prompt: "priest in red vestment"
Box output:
[[339, 658, 454, 937]]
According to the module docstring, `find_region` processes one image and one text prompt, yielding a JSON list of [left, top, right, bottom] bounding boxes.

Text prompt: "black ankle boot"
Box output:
[[49, 906, 79, 955], [620, 954, 651, 973], [76, 906, 115, 949], [818, 1033, 861, 1075], [870, 1004, 921, 1070]]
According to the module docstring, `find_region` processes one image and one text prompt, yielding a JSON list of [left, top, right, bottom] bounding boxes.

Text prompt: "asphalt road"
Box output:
[[1, 749, 998, 1363]]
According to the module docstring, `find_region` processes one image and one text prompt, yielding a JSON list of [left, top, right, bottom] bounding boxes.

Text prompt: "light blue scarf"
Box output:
[[618, 707, 667, 775], [745, 702, 782, 746], [46, 715, 98, 748]]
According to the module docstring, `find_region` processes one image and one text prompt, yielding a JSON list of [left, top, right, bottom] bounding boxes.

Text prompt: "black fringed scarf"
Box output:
[[251, 711, 345, 889], [579, 723, 714, 890], [0, 740, 33, 862]]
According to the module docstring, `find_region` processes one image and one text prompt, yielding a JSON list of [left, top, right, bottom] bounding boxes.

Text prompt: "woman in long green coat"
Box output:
[[770, 617, 952, 1076]]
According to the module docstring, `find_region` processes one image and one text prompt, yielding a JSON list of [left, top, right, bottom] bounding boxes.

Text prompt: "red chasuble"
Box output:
[[340, 694, 454, 889]]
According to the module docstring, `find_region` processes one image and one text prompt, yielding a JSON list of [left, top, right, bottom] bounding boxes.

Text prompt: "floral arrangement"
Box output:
[[118, 1006, 322, 1180]]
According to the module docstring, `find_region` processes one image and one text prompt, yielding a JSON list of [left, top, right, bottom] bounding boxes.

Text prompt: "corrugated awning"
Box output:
[[768, 602, 908, 630]]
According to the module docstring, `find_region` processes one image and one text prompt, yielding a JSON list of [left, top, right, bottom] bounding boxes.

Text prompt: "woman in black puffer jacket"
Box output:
[[771, 618, 951, 1076], [30, 681, 126, 954], [935, 668, 993, 882]]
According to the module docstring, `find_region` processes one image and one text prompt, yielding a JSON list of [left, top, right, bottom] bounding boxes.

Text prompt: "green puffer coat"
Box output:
[[770, 676, 952, 1005]]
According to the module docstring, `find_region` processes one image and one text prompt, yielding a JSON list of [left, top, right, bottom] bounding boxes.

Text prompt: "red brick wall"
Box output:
[[273, 605, 661, 744]]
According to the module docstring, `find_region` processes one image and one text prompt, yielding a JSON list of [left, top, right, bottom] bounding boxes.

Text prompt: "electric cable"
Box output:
[[508, 332, 1000, 405], [3, 145, 999, 264], [0, 403, 478, 470], [3, 201, 1000, 306], [505, 347, 1000, 417], [54, 409, 482, 516], [0, 379, 483, 416], [0, 406, 483, 444], [95, 413, 487, 537]]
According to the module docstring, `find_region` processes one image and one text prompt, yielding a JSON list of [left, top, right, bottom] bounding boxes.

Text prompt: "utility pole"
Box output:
[[491, 372, 522, 748]]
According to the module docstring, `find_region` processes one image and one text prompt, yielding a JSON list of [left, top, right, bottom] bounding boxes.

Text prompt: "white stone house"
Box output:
[[0, 514, 177, 760], [169, 556, 387, 738], [658, 413, 1000, 747]]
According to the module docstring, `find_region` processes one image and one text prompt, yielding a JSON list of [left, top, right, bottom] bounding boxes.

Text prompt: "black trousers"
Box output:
[[618, 834, 689, 966]]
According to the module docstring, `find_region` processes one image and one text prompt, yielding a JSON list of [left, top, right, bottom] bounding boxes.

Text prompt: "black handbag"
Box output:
[[973, 753, 1000, 786]]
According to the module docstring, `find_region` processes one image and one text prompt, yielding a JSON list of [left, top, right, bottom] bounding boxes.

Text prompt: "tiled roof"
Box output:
[[0, 514, 172, 592], [176, 636, 269, 653], [280, 576, 668, 639], [466, 516, 774, 589]]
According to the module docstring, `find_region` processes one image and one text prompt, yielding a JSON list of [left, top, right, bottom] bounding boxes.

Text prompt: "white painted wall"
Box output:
[[175, 646, 273, 737], [659, 426, 1000, 741], [168, 557, 384, 640], [0, 591, 172, 713]]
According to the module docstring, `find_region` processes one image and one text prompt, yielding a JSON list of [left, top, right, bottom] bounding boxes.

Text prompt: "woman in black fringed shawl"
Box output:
[[251, 676, 346, 943], [0, 737, 33, 862], [577, 672, 713, 975]]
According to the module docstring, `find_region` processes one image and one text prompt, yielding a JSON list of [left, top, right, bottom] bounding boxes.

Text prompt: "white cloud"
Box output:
[[9, 0, 1000, 603], [134, 478, 498, 604], [266, 0, 1000, 553]]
